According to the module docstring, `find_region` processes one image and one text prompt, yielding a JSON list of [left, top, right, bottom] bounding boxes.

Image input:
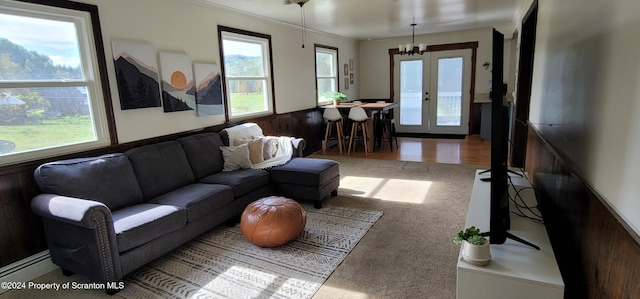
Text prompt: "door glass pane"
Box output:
[[400, 60, 423, 126], [436, 57, 463, 126]]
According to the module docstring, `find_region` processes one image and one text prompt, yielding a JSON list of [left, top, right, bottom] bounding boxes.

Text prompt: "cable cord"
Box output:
[[508, 173, 544, 224]]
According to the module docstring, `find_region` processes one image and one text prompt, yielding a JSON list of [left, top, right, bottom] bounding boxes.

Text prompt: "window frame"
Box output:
[[314, 44, 339, 106], [218, 26, 276, 121], [0, 0, 116, 167]]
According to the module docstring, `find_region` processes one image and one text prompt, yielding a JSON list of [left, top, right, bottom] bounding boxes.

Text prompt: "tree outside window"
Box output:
[[219, 27, 274, 120], [0, 1, 112, 165]]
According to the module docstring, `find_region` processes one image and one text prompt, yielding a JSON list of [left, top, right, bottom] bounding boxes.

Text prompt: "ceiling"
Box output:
[[189, 0, 521, 40]]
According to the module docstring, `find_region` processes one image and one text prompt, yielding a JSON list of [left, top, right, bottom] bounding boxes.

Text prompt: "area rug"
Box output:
[[118, 204, 383, 299]]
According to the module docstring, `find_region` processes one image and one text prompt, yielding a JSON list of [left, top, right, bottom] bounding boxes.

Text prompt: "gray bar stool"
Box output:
[[375, 101, 398, 151]]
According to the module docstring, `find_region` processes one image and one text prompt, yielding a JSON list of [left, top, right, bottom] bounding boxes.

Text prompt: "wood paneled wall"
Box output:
[[0, 108, 324, 268], [526, 124, 640, 298]]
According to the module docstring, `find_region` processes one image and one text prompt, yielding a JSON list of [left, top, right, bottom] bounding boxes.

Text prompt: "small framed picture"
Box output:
[[344, 63, 349, 76], [344, 78, 349, 90], [349, 59, 354, 71], [350, 73, 354, 84]]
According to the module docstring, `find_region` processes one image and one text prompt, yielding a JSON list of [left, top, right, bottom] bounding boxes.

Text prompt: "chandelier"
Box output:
[[398, 23, 427, 55]]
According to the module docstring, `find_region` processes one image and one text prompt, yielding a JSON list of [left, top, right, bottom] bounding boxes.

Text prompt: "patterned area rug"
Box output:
[[118, 204, 383, 299]]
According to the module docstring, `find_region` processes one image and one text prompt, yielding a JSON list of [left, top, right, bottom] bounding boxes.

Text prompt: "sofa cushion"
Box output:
[[220, 144, 252, 171], [177, 132, 225, 180], [112, 203, 187, 252], [200, 169, 270, 197], [268, 158, 340, 186], [148, 183, 235, 223], [34, 154, 143, 211], [125, 141, 195, 200], [234, 137, 265, 164]]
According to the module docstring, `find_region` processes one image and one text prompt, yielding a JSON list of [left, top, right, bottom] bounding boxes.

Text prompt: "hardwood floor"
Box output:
[[314, 135, 491, 165]]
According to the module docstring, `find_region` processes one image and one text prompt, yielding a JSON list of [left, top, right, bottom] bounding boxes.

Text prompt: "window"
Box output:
[[315, 44, 339, 105], [218, 26, 274, 120], [0, 0, 113, 166]]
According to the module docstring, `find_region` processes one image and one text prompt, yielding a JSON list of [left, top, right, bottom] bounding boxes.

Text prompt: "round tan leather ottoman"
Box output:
[[240, 196, 307, 247]]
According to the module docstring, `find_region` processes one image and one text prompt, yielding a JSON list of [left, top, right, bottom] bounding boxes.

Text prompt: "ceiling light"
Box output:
[[398, 24, 427, 55]]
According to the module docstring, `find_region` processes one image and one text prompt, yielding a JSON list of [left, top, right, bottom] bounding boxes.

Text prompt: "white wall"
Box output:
[[358, 28, 494, 100], [79, 0, 358, 142], [519, 0, 640, 234]]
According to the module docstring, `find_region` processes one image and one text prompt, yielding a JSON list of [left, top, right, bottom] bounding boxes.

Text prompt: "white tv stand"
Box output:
[[456, 170, 564, 299]]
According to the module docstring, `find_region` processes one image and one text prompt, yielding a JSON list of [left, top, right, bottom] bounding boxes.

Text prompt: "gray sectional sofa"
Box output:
[[30, 130, 339, 292]]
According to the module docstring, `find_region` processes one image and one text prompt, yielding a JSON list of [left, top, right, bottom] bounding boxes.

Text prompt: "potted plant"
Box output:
[[453, 226, 491, 266], [326, 91, 347, 105]]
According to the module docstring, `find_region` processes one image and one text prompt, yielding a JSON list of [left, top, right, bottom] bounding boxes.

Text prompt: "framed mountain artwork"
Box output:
[[193, 63, 224, 120], [111, 40, 162, 110], [158, 52, 195, 113]]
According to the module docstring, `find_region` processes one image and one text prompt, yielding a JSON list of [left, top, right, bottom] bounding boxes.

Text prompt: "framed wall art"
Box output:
[[193, 62, 224, 119], [158, 52, 195, 112], [111, 40, 162, 110]]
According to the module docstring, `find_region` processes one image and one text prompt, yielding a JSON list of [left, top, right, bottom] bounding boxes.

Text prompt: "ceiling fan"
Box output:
[[284, 0, 311, 48], [283, 0, 310, 5]]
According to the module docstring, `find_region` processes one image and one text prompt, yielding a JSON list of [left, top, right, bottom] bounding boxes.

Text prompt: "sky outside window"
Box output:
[[0, 12, 81, 67]]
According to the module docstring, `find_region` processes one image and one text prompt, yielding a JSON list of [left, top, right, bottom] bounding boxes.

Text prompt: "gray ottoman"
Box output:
[[267, 158, 339, 208]]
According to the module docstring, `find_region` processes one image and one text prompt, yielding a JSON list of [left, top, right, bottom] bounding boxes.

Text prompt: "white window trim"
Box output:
[[219, 29, 274, 120], [0, 1, 111, 166]]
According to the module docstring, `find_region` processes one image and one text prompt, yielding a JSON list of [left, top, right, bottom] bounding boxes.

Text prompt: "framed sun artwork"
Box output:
[[158, 52, 195, 113]]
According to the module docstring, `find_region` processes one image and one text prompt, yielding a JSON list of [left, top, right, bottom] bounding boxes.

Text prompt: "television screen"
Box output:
[[489, 28, 510, 244], [487, 28, 539, 250]]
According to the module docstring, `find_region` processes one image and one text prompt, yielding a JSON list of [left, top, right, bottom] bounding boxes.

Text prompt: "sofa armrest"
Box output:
[[31, 194, 122, 283], [31, 194, 113, 229], [291, 138, 306, 157]]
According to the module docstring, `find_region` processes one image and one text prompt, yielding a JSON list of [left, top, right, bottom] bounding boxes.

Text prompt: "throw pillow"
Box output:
[[262, 137, 279, 160], [234, 137, 265, 164], [220, 143, 252, 171]]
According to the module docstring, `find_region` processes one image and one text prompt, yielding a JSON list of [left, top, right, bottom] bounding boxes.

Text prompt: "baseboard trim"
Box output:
[[0, 251, 58, 295]]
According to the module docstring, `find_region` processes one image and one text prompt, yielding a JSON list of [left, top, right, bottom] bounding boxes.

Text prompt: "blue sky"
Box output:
[[223, 40, 262, 57], [0, 13, 81, 67]]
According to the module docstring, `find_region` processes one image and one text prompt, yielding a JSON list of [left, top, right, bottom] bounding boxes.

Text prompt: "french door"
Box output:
[[393, 49, 472, 135]]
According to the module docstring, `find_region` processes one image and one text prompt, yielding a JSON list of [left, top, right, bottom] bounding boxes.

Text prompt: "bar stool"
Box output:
[[347, 107, 369, 156], [378, 118, 398, 151], [375, 101, 398, 151], [323, 107, 344, 154]]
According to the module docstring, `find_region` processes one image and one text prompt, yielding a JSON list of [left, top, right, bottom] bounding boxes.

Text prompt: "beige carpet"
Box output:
[[310, 155, 480, 299], [119, 204, 382, 299], [1, 156, 480, 299]]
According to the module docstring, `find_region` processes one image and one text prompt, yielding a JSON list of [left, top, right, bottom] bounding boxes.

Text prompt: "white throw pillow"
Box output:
[[220, 143, 252, 171]]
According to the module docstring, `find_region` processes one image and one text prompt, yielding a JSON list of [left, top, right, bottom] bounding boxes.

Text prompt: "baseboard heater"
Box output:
[[0, 251, 58, 294]]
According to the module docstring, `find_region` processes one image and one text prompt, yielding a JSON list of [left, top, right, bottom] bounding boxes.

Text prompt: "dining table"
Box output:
[[319, 101, 399, 152]]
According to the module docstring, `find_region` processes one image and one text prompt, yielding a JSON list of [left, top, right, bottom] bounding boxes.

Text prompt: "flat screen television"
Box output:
[[485, 29, 539, 249]]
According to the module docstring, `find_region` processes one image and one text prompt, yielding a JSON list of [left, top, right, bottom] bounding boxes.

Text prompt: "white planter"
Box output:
[[461, 240, 491, 266]]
